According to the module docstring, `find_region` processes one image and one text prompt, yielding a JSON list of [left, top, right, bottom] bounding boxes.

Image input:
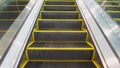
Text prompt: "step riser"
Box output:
[[102, 7, 120, 11], [44, 6, 76, 11], [0, 12, 19, 19], [34, 32, 87, 41], [28, 50, 93, 60], [5, 2, 28, 5], [38, 21, 82, 30], [45, 2, 74, 5], [0, 6, 24, 11], [0, 21, 13, 30], [0, 32, 5, 39], [41, 12, 79, 19], [108, 12, 120, 18]]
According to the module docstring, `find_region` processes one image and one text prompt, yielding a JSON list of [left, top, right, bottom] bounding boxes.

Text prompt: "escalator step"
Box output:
[[0, 12, 20, 19], [28, 50, 93, 60], [0, 6, 24, 11], [34, 31, 87, 41], [107, 11, 120, 18], [97, 1, 118, 5], [30, 42, 91, 48], [41, 12, 80, 19], [4, 1, 28, 5], [0, 32, 5, 39], [102, 6, 120, 11], [0, 20, 14, 30], [44, 6, 76, 11], [24, 62, 97, 68], [45, 1, 75, 5], [38, 20, 82, 30]]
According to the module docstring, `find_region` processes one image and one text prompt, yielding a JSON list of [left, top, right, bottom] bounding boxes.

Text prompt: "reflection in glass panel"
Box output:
[[96, 0, 120, 26]]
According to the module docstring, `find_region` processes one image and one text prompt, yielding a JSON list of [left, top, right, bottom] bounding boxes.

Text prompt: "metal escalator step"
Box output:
[[45, 1, 74, 5], [44, 5, 76, 11], [0, 6, 24, 11], [0, 32, 5, 39], [34, 31, 87, 41], [41, 11, 80, 19], [102, 6, 120, 11], [107, 11, 120, 18], [3, 1, 28, 5], [28, 50, 93, 60], [0, 20, 14, 30], [0, 12, 20, 19], [97, 1, 118, 5], [24, 62, 97, 68], [38, 19, 82, 30], [30, 42, 91, 48]]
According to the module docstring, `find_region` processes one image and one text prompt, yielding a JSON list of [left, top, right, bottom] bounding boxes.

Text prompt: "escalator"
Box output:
[[97, 0, 120, 25], [0, 0, 29, 39], [20, 0, 101, 68]]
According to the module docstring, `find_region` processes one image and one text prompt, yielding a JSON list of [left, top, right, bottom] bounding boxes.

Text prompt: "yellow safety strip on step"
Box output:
[[85, 30, 89, 42], [92, 50, 96, 60], [101, 5, 120, 7], [113, 18, 120, 20], [38, 19, 83, 21], [32, 31, 35, 42], [27, 41, 34, 47], [86, 42, 94, 48], [20, 60, 28, 68], [92, 61, 101, 68], [25, 50, 29, 59], [34, 30, 87, 32], [107, 11, 120, 13], [28, 60, 92, 62], [27, 48, 94, 50]]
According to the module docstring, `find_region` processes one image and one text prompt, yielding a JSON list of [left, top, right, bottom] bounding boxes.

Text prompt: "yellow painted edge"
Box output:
[[101, 5, 120, 7], [27, 48, 94, 50], [113, 18, 120, 20], [92, 61, 101, 68], [32, 30, 35, 42], [107, 11, 120, 13], [86, 42, 94, 48], [27, 41, 34, 47], [25, 50, 29, 59], [34, 30, 87, 32], [28, 60, 92, 62], [37, 19, 83, 21], [20, 60, 28, 68]]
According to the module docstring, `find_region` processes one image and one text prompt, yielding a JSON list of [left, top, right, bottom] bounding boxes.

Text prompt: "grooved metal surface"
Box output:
[[28, 50, 93, 60], [38, 20, 82, 30], [25, 62, 97, 68], [0, 20, 13, 30], [45, 2, 74, 5], [0, 6, 24, 11], [0, 32, 5, 39], [44, 6, 76, 11], [30, 42, 91, 48], [42, 12, 79, 19], [108, 12, 120, 18], [0, 12, 19, 19], [34, 32, 86, 41]]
